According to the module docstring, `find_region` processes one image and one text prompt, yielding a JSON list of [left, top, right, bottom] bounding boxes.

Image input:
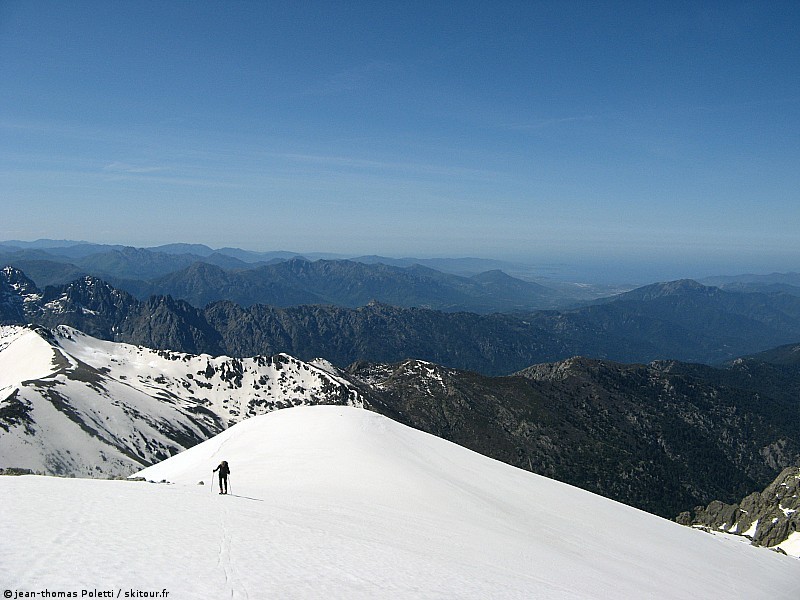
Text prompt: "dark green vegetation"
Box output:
[[355, 357, 799, 518]]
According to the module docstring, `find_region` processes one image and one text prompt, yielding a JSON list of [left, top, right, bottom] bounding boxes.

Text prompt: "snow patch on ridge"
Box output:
[[0, 325, 369, 477]]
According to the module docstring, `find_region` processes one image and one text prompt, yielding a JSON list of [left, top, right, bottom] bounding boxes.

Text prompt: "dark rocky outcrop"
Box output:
[[677, 465, 800, 552], [0, 266, 41, 323]]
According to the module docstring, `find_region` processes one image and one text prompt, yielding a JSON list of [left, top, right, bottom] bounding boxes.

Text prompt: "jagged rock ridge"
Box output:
[[6, 267, 800, 373]]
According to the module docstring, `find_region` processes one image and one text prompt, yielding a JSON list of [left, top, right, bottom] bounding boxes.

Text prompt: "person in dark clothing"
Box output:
[[213, 460, 230, 494]]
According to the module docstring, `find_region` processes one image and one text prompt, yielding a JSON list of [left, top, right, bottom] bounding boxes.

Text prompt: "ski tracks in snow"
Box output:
[[216, 497, 251, 600], [11, 479, 103, 586]]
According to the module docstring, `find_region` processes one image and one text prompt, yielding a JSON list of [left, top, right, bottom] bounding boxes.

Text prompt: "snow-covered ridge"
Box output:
[[0, 324, 367, 477], [53, 325, 364, 420], [21, 405, 777, 599]]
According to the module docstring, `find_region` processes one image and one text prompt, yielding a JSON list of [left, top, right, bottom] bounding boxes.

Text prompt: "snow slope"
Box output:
[[0, 325, 365, 476], [3, 406, 796, 599]]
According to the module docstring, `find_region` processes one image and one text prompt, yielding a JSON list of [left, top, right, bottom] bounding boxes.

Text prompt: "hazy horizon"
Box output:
[[2, 235, 797, 285], [2, 2, 799, 283]]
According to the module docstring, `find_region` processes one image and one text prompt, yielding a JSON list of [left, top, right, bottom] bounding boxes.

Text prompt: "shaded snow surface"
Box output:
[[3, 406, 798, 599]]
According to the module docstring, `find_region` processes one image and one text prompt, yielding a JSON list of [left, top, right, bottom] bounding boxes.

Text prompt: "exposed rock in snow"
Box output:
[[0, 324, 368, 477], [678, 465, 800, 557]]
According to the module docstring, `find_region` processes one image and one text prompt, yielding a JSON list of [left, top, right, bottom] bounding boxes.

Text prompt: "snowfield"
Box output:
[[0, 325, 365, 477], [2, 406, 797, 599]]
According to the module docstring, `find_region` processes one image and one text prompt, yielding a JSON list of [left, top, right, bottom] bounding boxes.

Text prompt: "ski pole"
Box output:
[[211, 472, 215, 495]]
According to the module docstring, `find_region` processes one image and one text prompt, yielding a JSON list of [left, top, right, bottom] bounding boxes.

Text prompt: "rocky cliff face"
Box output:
[[677, 465, 800, 554]]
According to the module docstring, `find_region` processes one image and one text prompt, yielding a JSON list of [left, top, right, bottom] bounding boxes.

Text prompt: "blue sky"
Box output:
[[1, 1, 799, 281]]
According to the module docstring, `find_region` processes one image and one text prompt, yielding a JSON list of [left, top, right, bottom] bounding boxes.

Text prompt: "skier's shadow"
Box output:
[[226, 494, 264, 502]]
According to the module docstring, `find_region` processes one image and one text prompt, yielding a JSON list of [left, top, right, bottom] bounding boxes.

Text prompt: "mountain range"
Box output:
[[5, 266, 800, 373], [0, 240, 620, 312], [5, 240, 799, 312], [3, 250, 800, 539], [2, 323, 798, 526], [0, 324, 365, 476], [701, 272, 800, 297]]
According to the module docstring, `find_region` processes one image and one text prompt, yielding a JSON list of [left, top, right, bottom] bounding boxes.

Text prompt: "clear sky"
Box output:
[[1, 1, 799, 282]]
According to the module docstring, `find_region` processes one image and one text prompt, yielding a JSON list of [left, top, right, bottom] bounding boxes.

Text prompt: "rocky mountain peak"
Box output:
[[39, 275, 135, 320], [1, 266, 42, 323], [1, 266, 40, 296], [515, 356, 611, 382], [58, 274, 125, 301]]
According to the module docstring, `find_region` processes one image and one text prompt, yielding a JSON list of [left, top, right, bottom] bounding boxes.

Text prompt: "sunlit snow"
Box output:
[[3, 406, 796, 599], [0, 325, 365, 476]]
